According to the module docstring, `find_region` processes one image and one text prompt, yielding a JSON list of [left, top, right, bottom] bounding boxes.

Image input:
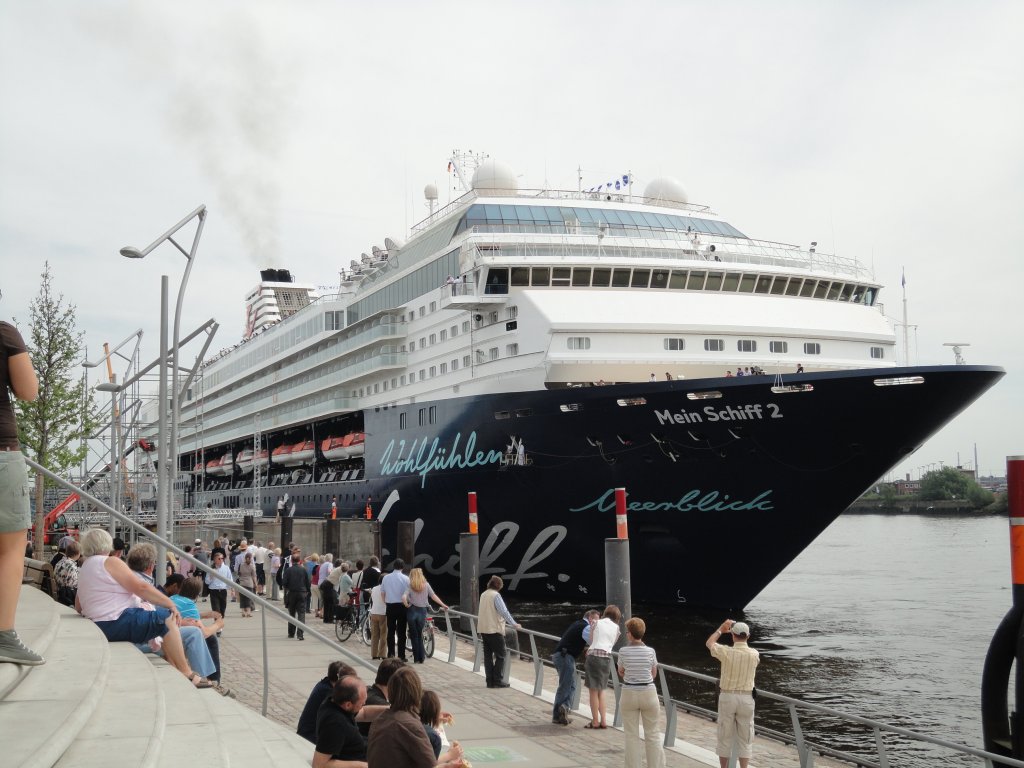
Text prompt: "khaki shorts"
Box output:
[[0, 450, 31, 533]]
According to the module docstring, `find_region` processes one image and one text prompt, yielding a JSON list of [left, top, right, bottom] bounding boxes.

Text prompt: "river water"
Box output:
[[506, 513, 1012, 766]]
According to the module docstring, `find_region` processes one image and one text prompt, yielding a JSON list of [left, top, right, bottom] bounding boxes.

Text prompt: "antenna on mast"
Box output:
[[942, 343, 970, 365]]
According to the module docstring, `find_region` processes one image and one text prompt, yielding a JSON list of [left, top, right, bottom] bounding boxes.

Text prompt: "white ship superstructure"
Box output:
[[181, 155, 893, 455]]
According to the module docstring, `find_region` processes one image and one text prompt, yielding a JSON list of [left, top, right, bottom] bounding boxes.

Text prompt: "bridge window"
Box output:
[[568, 337, 591, 350], [664, 338, 685, 351], [804, 343, 821, 355], [737, 340, 757, 352], [770, 341, 789, 353], [704, 339, 724, 352], [870, 347, 885, 359]]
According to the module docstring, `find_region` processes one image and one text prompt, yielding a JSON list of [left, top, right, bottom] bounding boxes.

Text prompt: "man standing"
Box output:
[[706, 620, 760, 768], [283, 549, 311, 640], [380, 559, 410, 660], [205, 550, 232, 620], [330, 496, 338, 520], [478, 575, 520, 688], [312, 675, 368, 768], [550, 609, 599, 724], [253, 540, 267, 596]]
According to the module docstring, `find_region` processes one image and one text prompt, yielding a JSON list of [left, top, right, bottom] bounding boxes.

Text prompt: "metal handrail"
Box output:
[[26, 457, 375, 718], [437, 608, 1021, 768]]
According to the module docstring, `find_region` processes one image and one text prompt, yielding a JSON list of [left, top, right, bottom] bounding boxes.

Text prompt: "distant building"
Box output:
[[894, 479, 920, 496]]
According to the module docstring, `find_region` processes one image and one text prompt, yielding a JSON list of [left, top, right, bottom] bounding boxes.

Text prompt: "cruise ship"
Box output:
[[175, 152, 1004, 609]]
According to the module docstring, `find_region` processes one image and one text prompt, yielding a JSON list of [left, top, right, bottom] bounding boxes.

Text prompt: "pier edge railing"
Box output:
[[436, 606, 1022, 768]]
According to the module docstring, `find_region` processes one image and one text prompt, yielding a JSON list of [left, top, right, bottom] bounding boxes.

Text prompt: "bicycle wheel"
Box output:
[[335, 613, 354, 642], [423, 623, 435, 658], [359, 613, 371, 646]]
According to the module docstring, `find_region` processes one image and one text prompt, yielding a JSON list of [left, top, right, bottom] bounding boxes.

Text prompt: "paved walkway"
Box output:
[[211, 598, 845, 768]]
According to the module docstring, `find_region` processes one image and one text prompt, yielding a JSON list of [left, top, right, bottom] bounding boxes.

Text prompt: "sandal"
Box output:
[[190, 673, 215, 689], [584, 722, 600, 729]]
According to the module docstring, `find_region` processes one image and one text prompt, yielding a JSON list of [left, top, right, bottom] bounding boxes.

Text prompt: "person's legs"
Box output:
[[551, 650, 576, 721], [0, 528, 44, 665], [204, 635, 221, 683], [395, 606, 408, 660], [621, 688, 641, 768], [597, 688, 608, 727], [385, 603, 400, 657], [286, 592, 299, 637], [734, 695, 755, 768], [481, 633, 496, 685], [639, 687, 666, 768], [371, 614, 386, 658], [159, 618, 193, 678], [294, 593, 306, 639], [716, 693, 739, 768], [178, 626, 216, 678], [490, 632, 507, 684], [407, 607, 425, 662]]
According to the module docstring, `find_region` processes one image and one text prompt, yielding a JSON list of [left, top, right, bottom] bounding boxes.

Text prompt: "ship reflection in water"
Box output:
[[506, 513, 1007, 768]]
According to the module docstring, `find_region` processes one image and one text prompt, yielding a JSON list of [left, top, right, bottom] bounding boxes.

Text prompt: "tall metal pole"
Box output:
[[901, 269, 909, 367], [108, 383, 118, 538], [169, 209, 205, 535], [156, 276, 169, 586]]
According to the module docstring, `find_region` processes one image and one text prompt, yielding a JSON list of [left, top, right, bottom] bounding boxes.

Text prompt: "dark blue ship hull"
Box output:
[[196, 365, 1004, 609]]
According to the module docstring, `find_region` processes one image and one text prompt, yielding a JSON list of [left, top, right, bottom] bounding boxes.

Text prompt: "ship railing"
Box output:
[[464, 231, 869, 280], [26, 456, 375, 720], [439, 608, 1019, 768]]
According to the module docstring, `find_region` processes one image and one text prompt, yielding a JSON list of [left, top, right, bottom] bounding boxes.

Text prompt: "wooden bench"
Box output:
[[23, 557, 57, 599]]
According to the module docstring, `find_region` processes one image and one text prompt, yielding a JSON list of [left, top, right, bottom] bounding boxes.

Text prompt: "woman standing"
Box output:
[[403, 567, 448, 663], [269, 547, 282, 601], [617, 617, 665, 767], [366, 666, 465, 767], [584, 604, 621, 729], [237, 551, 257, 617], [0, 316, 42, 665]]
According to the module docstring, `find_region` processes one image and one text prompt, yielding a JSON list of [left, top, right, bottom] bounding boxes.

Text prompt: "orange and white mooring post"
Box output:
[[615, 487, 628, 539], [468, 491, 479, 534], [1010, 456, 1024, 605]]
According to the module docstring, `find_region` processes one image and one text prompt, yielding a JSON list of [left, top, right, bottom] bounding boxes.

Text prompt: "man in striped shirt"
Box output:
[[706, 619, 759, 768]]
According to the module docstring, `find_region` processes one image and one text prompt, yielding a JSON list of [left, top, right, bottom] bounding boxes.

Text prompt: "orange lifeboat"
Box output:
[[280, 440, 315, 467], [346, 432, 365, 459], [321, 435, 349, 462]]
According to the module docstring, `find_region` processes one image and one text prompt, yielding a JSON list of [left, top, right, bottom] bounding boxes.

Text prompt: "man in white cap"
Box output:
[[706, 619, 759, 768]]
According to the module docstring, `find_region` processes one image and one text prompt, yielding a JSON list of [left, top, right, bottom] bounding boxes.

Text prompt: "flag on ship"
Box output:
[[586, 173, 631, 194]]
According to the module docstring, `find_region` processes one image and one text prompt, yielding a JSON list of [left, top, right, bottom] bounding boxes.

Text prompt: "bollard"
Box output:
[[397, 521, 415, 569], [325, 519, 341, 560], [243, 514, 254, 542], [605, 539, 632, 630], [280, 518, 293, 551], [982, 455, 1024, 766], [460, 533, 480, 633], [468, 491, 478, 534]]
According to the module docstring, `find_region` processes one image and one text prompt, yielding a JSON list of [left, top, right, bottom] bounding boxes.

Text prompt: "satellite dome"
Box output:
[[471, 159, 518, 195], [644, 177, 688, 204], [424, 183, 438, 201]]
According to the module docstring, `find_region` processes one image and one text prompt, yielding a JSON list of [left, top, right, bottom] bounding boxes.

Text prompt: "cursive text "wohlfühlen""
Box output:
[[379, 431, 504, 488]]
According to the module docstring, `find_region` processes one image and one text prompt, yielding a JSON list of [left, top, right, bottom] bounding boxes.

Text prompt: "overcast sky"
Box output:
[[2, 0, 1021, 479]]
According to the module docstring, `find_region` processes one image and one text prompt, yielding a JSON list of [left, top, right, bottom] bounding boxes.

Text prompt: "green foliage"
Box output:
[[13, 262, 98, 479], [918, 466, 991, 507], [878, 483, 899, 505]]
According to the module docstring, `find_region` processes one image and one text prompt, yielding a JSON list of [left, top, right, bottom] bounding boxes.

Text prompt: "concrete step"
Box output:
[[0, 608, 110, 768], [0, 586, 62, 700], [53, 642, 166, 768]]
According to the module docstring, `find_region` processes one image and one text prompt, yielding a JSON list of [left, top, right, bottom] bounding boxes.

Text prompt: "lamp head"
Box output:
[[96, 382, 120, 392], [120, 246, 146, 259]]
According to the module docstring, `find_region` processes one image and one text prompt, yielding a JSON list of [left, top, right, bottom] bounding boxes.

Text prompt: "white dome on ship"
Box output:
[[471, 159, 518, 195], [424, 183, 438, 201], [644, 177, 688, 204]]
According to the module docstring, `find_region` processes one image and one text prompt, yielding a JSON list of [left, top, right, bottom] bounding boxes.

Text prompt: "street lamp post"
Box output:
[[121, 205, 207, 584]]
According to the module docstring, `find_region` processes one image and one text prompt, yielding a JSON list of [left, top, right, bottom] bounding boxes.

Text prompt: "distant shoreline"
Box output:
[[845, 499, 1001, 515]]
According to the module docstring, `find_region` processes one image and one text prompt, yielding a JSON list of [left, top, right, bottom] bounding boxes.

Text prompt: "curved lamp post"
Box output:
[[121, 205, 207, 584]]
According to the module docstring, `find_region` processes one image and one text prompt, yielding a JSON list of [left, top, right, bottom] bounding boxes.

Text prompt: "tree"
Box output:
[[14, 262, 97, 557], [918, 466, 991, 508]]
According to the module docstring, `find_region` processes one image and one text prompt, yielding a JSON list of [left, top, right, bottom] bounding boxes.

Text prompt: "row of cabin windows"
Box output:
[[398, 406, 438, 429], [572, 337, 883, 358], [500, 266, 877, 306], [352, 342, 522, 400]]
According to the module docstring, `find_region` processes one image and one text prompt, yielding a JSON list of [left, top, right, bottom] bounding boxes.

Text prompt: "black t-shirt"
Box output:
[[357, 683, 388, 738], [0, 321, 28, 447], [555, 618, 589, 658], [314, 698, 366, 761], [361, 566, 381, 589]]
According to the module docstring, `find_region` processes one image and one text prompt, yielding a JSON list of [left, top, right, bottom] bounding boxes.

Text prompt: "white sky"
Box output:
[[2, 0, 1021, 479]]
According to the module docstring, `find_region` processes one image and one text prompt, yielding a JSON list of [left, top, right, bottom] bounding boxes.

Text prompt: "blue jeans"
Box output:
[[407, 606, 427, 662], [552, 649, 577, 719]]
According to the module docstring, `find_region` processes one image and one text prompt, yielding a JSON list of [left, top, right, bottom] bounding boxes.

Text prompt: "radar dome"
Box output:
[[424, 184, 438, 201], [471, 159, 518, 195], [644, 177, 688, 204]]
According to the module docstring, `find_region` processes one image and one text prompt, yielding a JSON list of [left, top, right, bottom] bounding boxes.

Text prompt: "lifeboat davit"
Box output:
[[321, 435, 350, 462], [279, 440, 315, 467]]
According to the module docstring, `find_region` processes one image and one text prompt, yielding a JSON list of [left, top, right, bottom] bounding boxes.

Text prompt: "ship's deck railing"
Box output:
[[438, 608, 1017, 768], [464, 229, 871, 281]]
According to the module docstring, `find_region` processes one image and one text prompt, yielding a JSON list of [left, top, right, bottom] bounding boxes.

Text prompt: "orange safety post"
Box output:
[[468, 491, 479, 534], [615, 487, 628, 539], [1010, 457, 1024, 599]]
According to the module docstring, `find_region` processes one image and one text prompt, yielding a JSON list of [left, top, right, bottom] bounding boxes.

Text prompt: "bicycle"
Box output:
[[335, 590, 370, 644], [405, 608, 440, 659]]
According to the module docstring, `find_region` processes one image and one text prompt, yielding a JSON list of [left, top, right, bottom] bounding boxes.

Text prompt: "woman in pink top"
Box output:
[[76, 528, 212, 689]]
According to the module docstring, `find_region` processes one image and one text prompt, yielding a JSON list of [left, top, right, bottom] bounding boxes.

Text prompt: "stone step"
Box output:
[[1, 609, 110, 768], [0, 586, 62, 699], [53, 642, 166, 768]]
